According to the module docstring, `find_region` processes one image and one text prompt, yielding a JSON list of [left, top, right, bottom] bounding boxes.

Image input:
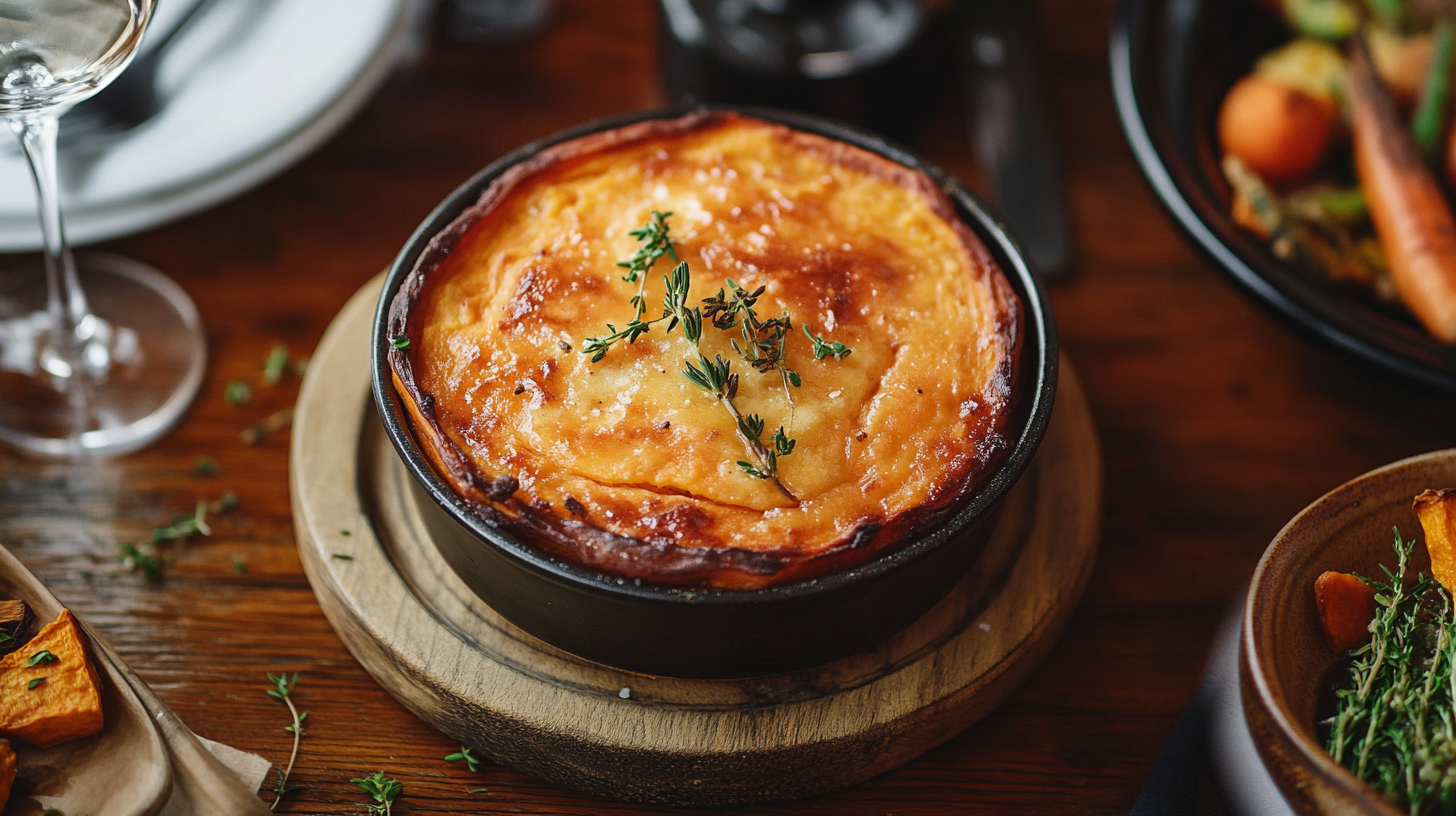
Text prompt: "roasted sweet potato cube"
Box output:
[[0, 609, 103, 748], [1417, 488, 1456, 594], [1315, 571, 1376, 653], [0, 739, 15, 809]]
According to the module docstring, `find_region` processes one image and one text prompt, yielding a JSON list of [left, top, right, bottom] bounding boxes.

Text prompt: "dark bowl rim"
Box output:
[[1239, 450, 1456, 816], [1110, 0, 1456, 393], [369, 105, 1059, 607]]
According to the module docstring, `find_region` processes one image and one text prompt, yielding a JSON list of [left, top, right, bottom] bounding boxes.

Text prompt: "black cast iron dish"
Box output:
[[1112, 0, 1456, 392], [371, 108, 1058, 679]]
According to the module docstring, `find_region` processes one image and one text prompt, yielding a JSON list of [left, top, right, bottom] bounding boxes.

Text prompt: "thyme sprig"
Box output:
[[618, 210, 680, 322], [583, 212, 860, 499], [581, 257, 697, 362], [703, 280, 802, 406], [266, 673, 307, 810], [1324, 529, 1456, 815], [352, 771, 403, 816]]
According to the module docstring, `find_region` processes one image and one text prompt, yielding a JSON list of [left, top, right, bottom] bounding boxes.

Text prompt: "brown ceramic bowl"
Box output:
[[1242, 449, 1456, 815]]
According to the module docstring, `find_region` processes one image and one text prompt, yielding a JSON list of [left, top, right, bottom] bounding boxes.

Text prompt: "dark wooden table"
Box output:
[[2, 0, 1454, 812]]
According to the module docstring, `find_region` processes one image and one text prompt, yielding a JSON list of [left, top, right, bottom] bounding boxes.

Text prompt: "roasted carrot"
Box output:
[[1349, 34, 1456, 343], [1314, 570, 1376, 653]]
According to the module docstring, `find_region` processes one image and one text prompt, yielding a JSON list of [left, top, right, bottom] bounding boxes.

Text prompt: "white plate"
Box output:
[[0, 0, 409, 251]]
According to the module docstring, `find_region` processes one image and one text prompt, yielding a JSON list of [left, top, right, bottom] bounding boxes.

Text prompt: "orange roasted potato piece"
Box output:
[[0, 609, 102, 748], [1416, 488, 1456, 594], [0, 739, 15, 809], [1314, 571, 1376, 653]]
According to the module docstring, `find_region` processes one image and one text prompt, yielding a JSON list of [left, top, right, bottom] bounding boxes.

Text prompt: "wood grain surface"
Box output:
[[0, 0, 1454, 812]]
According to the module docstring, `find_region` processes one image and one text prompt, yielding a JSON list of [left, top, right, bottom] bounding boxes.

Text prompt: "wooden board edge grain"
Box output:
[[291, 275, 1103, 806]]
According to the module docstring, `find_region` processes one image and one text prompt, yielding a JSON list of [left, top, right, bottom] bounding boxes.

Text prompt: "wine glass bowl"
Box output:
[[0, 0, 206, 458], [0, 0, 149, 113]]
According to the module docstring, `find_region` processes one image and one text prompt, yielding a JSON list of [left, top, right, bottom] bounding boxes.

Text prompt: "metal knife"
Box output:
[[961, 0, 1076, 280]]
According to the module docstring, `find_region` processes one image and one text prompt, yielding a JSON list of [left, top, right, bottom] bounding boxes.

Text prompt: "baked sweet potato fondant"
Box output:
[[389, 112, 1022, 589]]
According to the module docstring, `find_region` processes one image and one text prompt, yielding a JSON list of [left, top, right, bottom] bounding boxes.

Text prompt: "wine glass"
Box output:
[[0, 0, 205, 458]]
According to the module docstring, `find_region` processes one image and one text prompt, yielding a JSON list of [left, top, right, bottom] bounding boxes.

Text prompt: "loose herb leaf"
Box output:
[[332, 553, 354, 561], [241, 407, 294, 445], [232, 554, 248, 574], [262, 343, 291, 385], [803, 324, 853, 361], [152, 501, 211, 544], [192, 456, 218, 477], [445, 745, 485, 773], [118, 542, 167, 580], [389, 335, 410, 350], [26, 650, 56, 667], [27, 677, 44, 690], [352, 771, 403, 816], [224, 379, 251, 406]]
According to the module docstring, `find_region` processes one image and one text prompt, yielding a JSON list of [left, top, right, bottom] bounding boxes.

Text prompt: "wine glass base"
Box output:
[[0, 252, 206, 459]]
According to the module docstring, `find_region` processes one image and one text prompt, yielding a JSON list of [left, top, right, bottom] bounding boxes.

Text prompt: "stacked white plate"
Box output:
[[0, 0, 411, 251]]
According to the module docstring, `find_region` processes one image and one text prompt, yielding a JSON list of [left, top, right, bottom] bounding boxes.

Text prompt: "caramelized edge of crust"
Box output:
[[385, 111, 1023, 589]]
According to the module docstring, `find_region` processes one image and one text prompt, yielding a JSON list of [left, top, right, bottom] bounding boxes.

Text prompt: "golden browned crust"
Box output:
[[389, 112, 1022, 589]]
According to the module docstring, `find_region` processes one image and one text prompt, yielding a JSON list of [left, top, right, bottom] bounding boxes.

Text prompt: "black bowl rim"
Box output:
[[370, 105, 1058, 607], [1110, 0, 1456, 393]]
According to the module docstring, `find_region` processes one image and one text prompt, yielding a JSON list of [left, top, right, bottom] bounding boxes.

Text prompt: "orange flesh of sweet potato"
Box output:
[[0, 740, 15, 809], [0, 609, 102, 748], [1416, 488, 1456, 594], [1315, 571, 1376, 653]]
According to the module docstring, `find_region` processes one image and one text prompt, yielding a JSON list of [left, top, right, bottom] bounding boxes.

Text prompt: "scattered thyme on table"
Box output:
[[581, 211, 852, 499], [266, 673, 307, 810]]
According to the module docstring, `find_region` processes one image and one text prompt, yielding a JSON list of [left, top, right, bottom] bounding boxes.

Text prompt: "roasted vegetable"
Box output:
[[1219, 74, 1340, 183], [1314, 570, 1377, 651], [1368, 26, 1434, 105], [1255, 38, 1349, 112], [0, 609, 102, 748], [1225, 156, 1396, 293], [1349, 34, 1456, 342], [0, 600, 31, 659], [0, 740, 14, 810], [1282, 0, 1359, 41], [1416, 487, 1456, 592]]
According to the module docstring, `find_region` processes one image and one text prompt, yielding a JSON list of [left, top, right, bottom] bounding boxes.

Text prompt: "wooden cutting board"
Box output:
[[291, 276, 1101, 806]]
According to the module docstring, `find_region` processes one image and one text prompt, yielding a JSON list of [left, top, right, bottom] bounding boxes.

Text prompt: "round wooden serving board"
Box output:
[[291, 276, 1103, 806]]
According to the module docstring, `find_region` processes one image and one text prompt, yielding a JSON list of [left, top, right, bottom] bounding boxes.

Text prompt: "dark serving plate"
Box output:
[[370, 107, 1057, 679], [1112, 0, 1456, 391]]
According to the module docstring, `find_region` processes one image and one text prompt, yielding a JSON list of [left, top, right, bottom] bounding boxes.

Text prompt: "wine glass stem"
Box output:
[[9, 111, 93, 374]]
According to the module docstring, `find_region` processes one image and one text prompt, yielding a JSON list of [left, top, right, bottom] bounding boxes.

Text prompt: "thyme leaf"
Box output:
[[445, 745, 485, 773], [803, 324, 853, 361], [224, 380, 251, 406]]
